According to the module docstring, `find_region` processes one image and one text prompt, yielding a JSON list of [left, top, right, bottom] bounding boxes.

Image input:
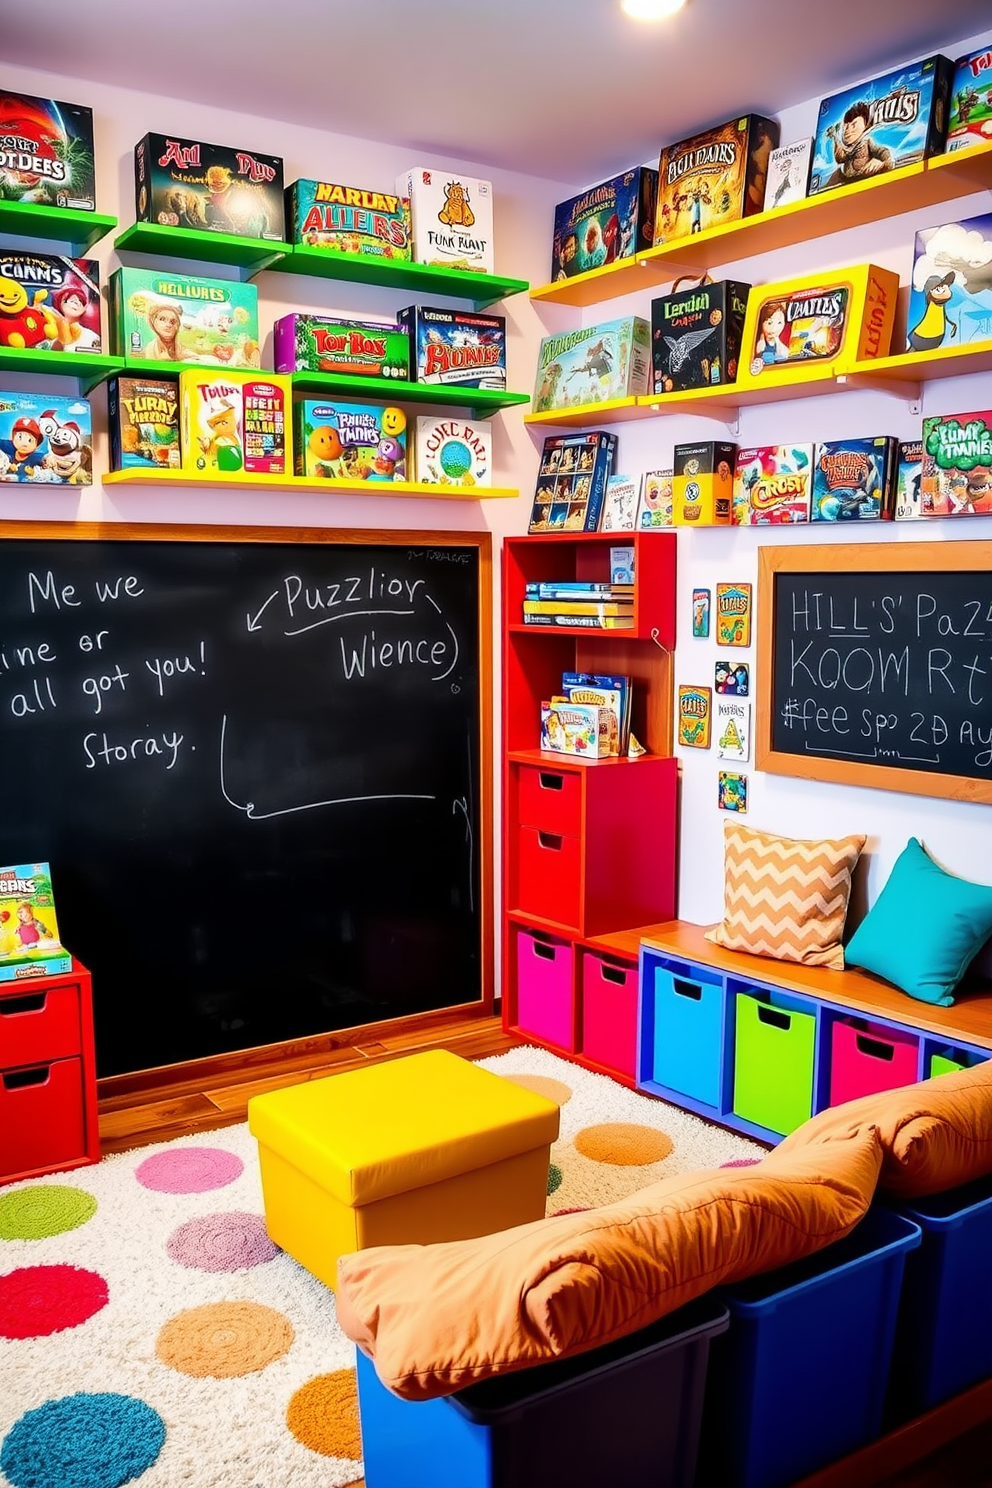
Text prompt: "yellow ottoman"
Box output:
[[247, 1049, 560, 1289]]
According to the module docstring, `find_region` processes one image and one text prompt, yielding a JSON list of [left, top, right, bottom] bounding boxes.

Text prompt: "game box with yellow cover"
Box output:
[[673, 439, 736, 525], [179, 370, 291, 476]]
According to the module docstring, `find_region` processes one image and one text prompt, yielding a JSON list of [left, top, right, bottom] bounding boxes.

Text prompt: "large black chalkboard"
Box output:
[[0, 523, 491, 1076], [757, 541, 992, 804]]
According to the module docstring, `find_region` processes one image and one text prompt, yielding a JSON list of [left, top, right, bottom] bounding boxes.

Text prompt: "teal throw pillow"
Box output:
[[845, 838, 992, 1006]]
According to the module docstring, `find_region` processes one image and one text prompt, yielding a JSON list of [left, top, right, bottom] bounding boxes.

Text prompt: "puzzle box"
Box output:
[[654, 114, 779, 244], [273, 313, 409, 380], [533, 317, 650, 412], [0, 90, 96, 210], [0, 391, 92, 485], [528, 431, 617, 533], [135, 133, 284, 240], [811, 437, 898, 521], [732, 444, 813, 525], [294, 400, 407, 481], [946, 47, 992, 153], [107, 375, 181, 472], [414, 416, 491, 487], [110, 268, 260, 369], [906, 211, 992, 353], [921, 409, 992, 516]]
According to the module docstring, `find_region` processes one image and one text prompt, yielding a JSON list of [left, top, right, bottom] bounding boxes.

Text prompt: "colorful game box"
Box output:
[[763, 139, 813, 210], [716, 697, 751, 763], [0, 391, 92, 484], [637, 469, 674, 528], [715, 582, 752, 647], [600, 474, 639, 532], [809, 55, 954, 196], [946, 47, 992, 153], [678, 686, 712, 748], [673, 440, 736, 525], [718, 772, 748, 813], [533, 317, 650, 413], [894, 439, 924, 520], [414, 416, 491, 487], [0, 253, 101, 352], [651, 278, 750, 393], [541, 699, 615, 757], [397, 304, 505, 390], [107, 375, 180, 472], [294, 400, 407, 481], [732, 444, 813, 525], [551, 166, 658, 280], [715, 659, 750, 696], [398, 167, 493, 273], [135, 133, 285, 240], [286, 179, 411, 259], [179, 370, 291, 476], [0, 863, 71, 982], [110, 268, 260, 369], [528, 430, 617, 533], [273, 313, 409, 380], [921, 409, 992, 516], [906, 212, 992, 353], [811, 437, 898, 521], [0, 91, 96, 210], [654, 114, 779, 245]]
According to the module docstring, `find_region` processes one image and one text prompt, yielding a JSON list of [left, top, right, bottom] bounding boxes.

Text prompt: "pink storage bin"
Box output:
[[516, 930, 574, 1049], [829, 1018, 920, 1106], [582, 952, 638, 1078]]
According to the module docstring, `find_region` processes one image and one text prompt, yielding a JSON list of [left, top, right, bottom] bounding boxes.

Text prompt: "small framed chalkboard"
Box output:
[[757, 541, 992, 805]]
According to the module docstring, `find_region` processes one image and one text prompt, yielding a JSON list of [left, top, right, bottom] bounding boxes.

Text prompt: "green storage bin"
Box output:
[[733, 991, 816, 1137], [930, 1053, 964, 1078]]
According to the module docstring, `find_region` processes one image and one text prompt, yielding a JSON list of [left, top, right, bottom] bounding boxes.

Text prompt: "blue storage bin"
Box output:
[[356, 1294, 729, 1488], [649, 957, 725, 1107], [700, 1207, 921, 1488]]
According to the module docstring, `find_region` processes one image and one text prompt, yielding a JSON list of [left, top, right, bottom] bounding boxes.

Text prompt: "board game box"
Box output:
[[763, 139, 813, 210], [808, 55, 954, 196], [732, 444, 813, 525], [109, 268, 260, 369], [650, 278, 750, 393], [677, 686, 712, 748], [811, 437, 898, 521], [135, 133, 285, 240], [551, 166, 658, 280], [906, 212, 992, 353], [654, 114, 779, 245], [637, 469, 674, 528], [273, 313, 409, 380], [946, 47, 992, 153], [107, 375, 181, 472], [528, 430, 617, 532], [397, 304, 506, 390], [533, 317, 650, 413], [921, 409, 992, 516], [894, 439, 924, 520], [0, 252, 101, 352], [0, 91, 96, 210], [180, 370, 291, 476], [0, 391, 92, 485], [673, 440, 736, 525], [413, 416, 491, 487], [286, 179, 411, 259], [398, 167, 493, 273], [294, 400, 407, 481], [0, 862, 71, 982]]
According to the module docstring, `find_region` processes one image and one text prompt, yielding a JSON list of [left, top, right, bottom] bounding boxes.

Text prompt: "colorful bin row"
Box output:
[[513, 926, 639, 1081]]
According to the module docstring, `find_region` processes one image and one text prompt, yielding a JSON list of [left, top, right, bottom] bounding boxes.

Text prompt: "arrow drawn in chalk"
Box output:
[[246, 592, 279, 632]]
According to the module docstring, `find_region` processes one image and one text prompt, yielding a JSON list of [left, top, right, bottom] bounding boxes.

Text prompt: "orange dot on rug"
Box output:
[[155, 1300, 293, 1377], [573, 1122, 674, 1165], [502, 1073, 572, 1105], [286, 1369, 362, 1459]]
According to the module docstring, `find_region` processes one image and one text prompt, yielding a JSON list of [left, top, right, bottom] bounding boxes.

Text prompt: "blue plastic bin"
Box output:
[[356, 1294, 729, 1488], [649, 957, 725, 1107], [700, 1207, 921, 1488]]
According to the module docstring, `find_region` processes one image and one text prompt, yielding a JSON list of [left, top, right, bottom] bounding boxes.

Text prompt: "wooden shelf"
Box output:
[[114, 221, 290, 279], [289, 370, 529, 419], [275, 246, 529, 307], [0, 346, 125, 392], [0, 201, 117, 255], [101, 468, 517, 498]]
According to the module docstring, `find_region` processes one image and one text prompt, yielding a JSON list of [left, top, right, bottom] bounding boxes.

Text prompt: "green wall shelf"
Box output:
[[0, 347, 125, 392], [276, 246, 529, 307], [114, 222, 291, 280], [0, 202, 117, 255], [290, 370, 529, 419]]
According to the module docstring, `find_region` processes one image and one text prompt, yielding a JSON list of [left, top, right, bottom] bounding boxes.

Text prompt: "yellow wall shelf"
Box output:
[[101, 469, 517, 498]]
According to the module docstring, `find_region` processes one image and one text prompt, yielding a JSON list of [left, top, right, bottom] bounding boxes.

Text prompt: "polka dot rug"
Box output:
[[0, 1046, 765, 1487]]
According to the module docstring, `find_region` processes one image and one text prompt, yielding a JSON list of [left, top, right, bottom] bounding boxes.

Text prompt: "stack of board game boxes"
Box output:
[[540, 672, 634, 758]]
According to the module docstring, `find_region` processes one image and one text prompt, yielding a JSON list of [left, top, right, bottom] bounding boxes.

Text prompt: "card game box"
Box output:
[[715, 582, 752, 647], [110, 268, 260, 369], [397, 303, 505, 390], [763, 139, 813, 210], [732, 444, 813, 525], [906, 212, 992, 352], [0, 91, 96, 210], [179, 370, 291, 476], [0, 252, 101, 352], [651, 278, 750, 393], [294, 400, 407, 481], [921, 409, 992, 516], [654, 114, 779, 245], [894, 439, 924, 520], [811, 437, 898, 521], [809, 55, 954, 196], [533, 317, 650, 413], [107, 375, 180, 472], [677, 686, 712, 748], [414, 416, 491, 487], [528, 430, 617, 533], [0, 390, 92, 485], [551, 166, 658, 280], [273, 313, 409, 380], [286, 179, 411, 259], [637, 469, 674, 528], [946, 47, 992, 153], [398, 167, 493, 273], [135, 133, 285, 240], [673, 440, 736, 525]]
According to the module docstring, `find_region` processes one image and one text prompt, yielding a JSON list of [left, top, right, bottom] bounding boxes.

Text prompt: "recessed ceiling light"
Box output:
[[621, 0, 686, 18]]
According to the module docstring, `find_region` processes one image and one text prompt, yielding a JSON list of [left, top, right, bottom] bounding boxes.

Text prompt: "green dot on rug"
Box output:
[[0, 1187, 98, 1241]]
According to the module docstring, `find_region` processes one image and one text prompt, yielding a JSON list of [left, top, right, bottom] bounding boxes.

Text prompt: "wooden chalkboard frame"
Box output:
[[757, 540, 992, 805]]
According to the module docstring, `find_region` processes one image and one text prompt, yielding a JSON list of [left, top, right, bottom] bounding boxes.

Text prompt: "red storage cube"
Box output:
[[829, 1018, 920, 1106], [516, 930, 574, 1049], [0, 1057, 86, 1176], [582, 952, 638, 1078], [516, 826, 581, 928], [0, 983, 82, 1068]]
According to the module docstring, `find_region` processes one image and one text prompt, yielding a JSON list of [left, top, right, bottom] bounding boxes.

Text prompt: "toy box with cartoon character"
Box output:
[[397, 304, 505, 390], [135, 133, 285, 240], [285, 180, 411, 260], [946, 47, 992, 153], [0, 91, 96, 210], [179, 370, 291, 476], [0, 252, 101, 352], [650, 278, 750, 393], [0, 862, 71, 982], [808, 55, 954, 196], [414, 416, 491, 487], [107, 375, 180, 472], [273, 313, 409, 380], [732, 444, 813, 525], [673, 440, 736, 525], [398, 167, 494, 273], [921, 409, 992, 516], [0, 390, 92, 484], [533, 317, 650, 413], [540, 699, 614, 757], [811, 437, 898, 521], [294, 400, 407, 481], [905, 212, 992, 353], [110, 268, 260, 369], [551, 167, 658, 281], [528, 431, 617, 533], [653, 114, 779, 245], [894, 439, 924, 520]]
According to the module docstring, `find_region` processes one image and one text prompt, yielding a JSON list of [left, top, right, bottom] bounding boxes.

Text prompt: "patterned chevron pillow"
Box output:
[[705, 823, 866, 969]]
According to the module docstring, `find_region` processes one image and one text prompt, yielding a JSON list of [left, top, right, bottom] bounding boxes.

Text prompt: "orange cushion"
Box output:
[[335, 1127, 881, 1400], [777, 1057, 992, 1199]]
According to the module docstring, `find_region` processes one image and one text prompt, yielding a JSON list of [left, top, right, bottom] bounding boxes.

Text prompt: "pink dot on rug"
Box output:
[[721, 1158, 762, 1168], [166, 1212, 279, 1272], [0, 1264, 108, 1339], [135, 1147, 243, 1194]]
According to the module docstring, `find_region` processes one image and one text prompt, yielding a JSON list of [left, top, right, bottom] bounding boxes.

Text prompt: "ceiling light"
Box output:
[[621, 0, 686, 18]]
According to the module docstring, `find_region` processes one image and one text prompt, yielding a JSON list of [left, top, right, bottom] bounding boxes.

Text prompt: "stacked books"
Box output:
[[540, 671, 633, 758], [0, 862, 71, 982], [522, 579, 634, 630]]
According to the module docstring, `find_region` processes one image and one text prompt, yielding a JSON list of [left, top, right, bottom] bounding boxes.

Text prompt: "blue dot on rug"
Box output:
[[0, 1392, 165, 1488]]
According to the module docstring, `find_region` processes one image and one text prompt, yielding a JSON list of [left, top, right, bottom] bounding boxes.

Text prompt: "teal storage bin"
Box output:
[[650, 958, 725, 1107], [732, 988, 817, 1136]]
